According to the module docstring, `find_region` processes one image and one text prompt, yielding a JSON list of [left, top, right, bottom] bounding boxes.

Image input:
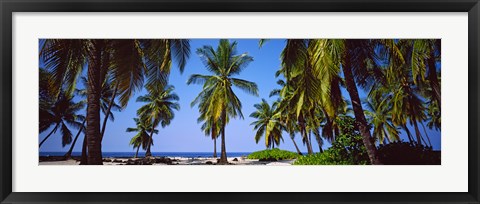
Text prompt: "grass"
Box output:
[[247, 148, 299, 160]]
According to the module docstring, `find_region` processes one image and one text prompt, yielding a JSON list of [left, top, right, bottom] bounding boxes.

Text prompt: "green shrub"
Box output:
[[294, 116, 370, 165], [247, 148, 298, 160], [377, 142, 440, 165], [293, 151, 360, 165]]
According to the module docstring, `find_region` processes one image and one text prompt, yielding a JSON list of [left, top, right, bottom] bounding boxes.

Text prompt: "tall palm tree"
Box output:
[[73, 76, 122, 162], [363, 93, 400, 144], [250, 99, 284, 149], [270, 81, 303, 155], [381, 39, 431, 146], [272, 40, 347, 155], [271, 40, 315, 154], [41, 39, 190, 164], [304, 39, 382, 164], [39, 92, 85, 148], [126, 118, 158, 158], [137, 84, 180, 157], [188, 40, 259, 164]]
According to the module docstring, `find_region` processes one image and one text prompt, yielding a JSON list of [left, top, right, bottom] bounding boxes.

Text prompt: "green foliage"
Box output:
[[247, 148, 298, 160], [293, 152, 356, 165], [294, 116, 370, 165], [377, 142, 440, 165]]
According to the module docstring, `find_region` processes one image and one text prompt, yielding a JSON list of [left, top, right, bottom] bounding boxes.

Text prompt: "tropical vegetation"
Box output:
[[39, 38, 440, 165], [247, 148, 298, 160]]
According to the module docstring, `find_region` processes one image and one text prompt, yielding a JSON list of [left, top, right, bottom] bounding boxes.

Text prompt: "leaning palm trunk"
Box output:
[[301, 127, 313, 154], [308, 132, 313, 152], [290, 134, 303, 155], [135, 146, 140, 158], [145, 124, 155, 157], [85, 42, 104, 165], [413, 120, 423, 145], [80, 134, 88, 165], [100, 83, 119, 142], [298, 115, 313, 154], [39, 123, 59, 147], [421, 122, 433, 147], [299, 123, 313, 154], [342, 55, 381, 165], [65, 120, 86, 158], [402, 124, 415, 144], [219, 111, 228, 164]]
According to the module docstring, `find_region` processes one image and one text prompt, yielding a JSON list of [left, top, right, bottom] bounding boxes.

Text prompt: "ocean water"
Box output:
[[39, 152, 252, 158]]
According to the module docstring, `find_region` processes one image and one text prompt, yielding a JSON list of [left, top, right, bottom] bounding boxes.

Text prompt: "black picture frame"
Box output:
[[1, 0, 479, 203]]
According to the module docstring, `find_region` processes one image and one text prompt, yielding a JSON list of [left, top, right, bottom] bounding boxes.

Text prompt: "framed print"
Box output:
[[1, 0, 479, 203]]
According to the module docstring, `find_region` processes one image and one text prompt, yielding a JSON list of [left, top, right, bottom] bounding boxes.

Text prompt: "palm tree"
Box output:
[[73, 76, 122, 162], [269, 80, 303, 154], [198, 110, 221, 158], [304, 39, 382, 164], [126, 118, 158, 158], [271, 40, 347, 155], [381, 39, 432, 146], [188, 39, 259, 164], [41, 39, 190, 164], [250, 99, 284, 149], [39, 92, 85, 148], [137, 84, 180, 157], [64, 119, 85, 159], [363, 93, 400, 144]]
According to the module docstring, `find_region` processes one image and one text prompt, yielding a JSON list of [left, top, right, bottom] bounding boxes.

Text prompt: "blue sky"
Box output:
[[39, 39, 441, 153]]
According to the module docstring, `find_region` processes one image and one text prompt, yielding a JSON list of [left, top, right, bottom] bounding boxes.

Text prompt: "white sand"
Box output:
[[39, 157, 295, 165], [39, 159, 79, 165]]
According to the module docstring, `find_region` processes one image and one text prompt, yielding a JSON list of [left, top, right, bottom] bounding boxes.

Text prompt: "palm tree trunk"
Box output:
[[308, 131, 313, 153], [135, 146, 140, 158], [213, 137, 217, 158], [342, 46, 381, 164], [301, 126, 313, 154], [299, 115, 313, 154], [86, 40, 105, 165], [413, 120, 423, 146], [384, 133, 391, 144], [64, 120, 86, 158], [219, 111, 228, 164], [80, 134, 88, 165], [290, 135, 303, 155], [402, 124, 415, 143], [421, 122, 433, 147], [39, 123, 59, 147], [145, 124, 155, 157], [100, 83, 119, 142], [272, 141, 275, 149]]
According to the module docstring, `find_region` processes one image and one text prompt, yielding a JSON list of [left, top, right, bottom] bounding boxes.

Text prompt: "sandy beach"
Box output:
[[39, 156, 295, 165]]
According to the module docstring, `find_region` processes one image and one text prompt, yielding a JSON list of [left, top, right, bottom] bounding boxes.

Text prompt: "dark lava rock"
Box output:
[[205, 161, 213, 165], [112, 159, 123, 163], [125, 157, 172, 165], [103, 159, 112, 162], [232, 158, 238, 162], [154, 157, 173, 165]]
